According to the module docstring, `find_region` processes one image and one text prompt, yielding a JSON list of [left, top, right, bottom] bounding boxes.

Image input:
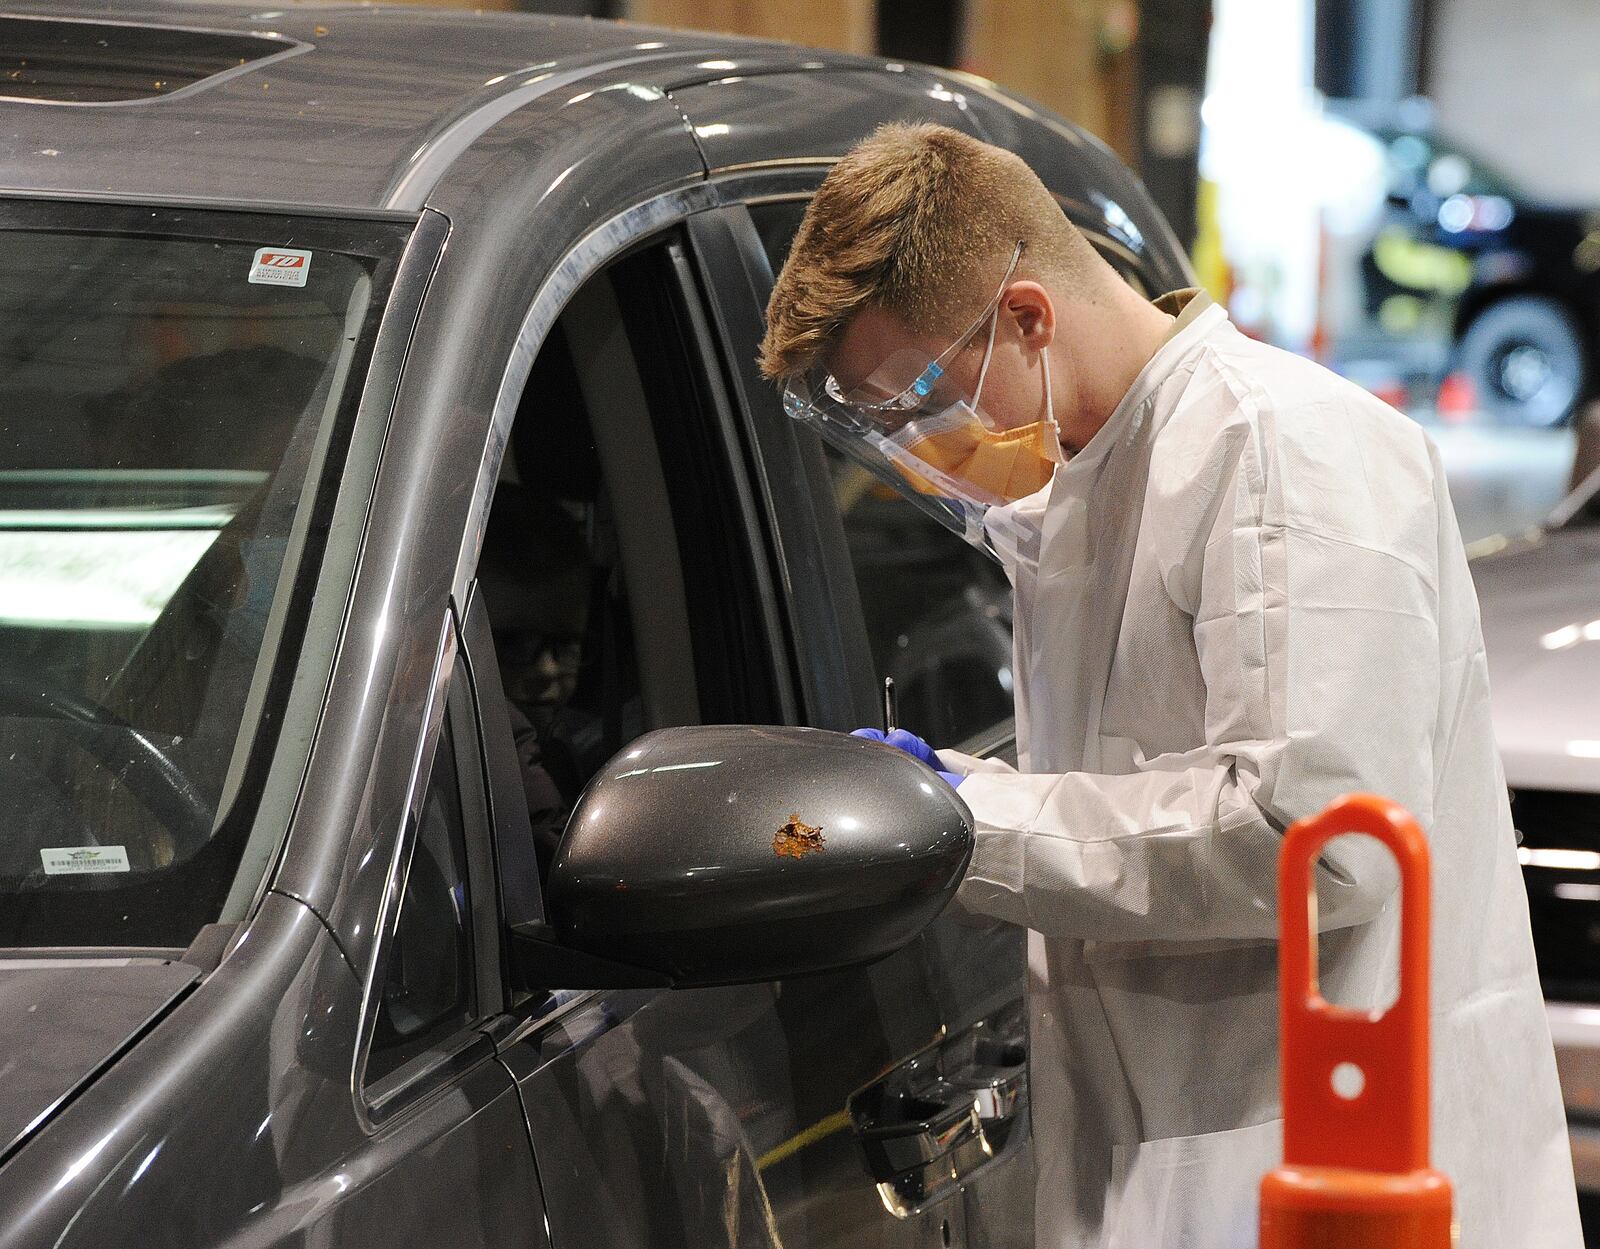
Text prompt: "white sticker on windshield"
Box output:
[[41, 846, 131, 876], [247, 246, 312, 287]]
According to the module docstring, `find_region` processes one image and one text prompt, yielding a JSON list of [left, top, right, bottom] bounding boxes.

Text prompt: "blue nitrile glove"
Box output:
[[851, 727, 963, 789]]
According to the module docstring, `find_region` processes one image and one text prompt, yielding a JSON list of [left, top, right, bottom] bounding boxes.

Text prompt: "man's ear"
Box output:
[[1002, 280, 1055, 349]]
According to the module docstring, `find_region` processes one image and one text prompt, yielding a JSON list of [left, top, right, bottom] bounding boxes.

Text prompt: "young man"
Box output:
[[760, 123, 1578, 1249]]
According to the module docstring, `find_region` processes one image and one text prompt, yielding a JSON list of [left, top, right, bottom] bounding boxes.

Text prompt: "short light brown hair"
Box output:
[[759, 123, 1103, 381]]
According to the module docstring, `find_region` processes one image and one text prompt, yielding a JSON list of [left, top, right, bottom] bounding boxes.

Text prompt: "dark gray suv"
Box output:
[[0, 7, 1192, 1247]]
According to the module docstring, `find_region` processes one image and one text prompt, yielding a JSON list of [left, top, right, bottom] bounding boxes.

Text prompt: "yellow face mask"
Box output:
[[889, 407, 1060, 505], [881, 279, 1065, 508]]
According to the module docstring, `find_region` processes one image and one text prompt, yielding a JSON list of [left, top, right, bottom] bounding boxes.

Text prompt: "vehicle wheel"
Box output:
[[1459, 295, 1589, 427]]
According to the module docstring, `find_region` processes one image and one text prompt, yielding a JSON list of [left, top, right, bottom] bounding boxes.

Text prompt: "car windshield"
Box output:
[[0, 202, 409, 949]]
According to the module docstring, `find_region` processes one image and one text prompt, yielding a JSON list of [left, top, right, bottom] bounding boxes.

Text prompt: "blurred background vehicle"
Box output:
[[1470, 475, 1600, 1220], [1353, 125, 1600, 430]]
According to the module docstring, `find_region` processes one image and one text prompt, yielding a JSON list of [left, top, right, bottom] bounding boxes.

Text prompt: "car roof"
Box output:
[[0, 2, 860, 215]]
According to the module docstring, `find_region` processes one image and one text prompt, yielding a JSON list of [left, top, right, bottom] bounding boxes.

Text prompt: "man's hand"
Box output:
[[851, 727, 964, 789]]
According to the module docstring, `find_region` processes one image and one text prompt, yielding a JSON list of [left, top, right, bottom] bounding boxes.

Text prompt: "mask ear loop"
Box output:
[[972, 241, 1025, 416], [972, 286, 1066, 466], [1040, 347, 1066, 465]]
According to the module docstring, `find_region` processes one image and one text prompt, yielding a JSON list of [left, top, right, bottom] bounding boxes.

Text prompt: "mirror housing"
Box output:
[[525, 726, 973, 989]]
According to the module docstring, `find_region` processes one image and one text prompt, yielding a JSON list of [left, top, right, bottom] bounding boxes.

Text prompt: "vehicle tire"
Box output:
[[1459, 295, 1589, 427]]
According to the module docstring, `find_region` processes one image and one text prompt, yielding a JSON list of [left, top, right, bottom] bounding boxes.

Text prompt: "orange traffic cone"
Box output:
[[1260, 794, 1455, 1248]]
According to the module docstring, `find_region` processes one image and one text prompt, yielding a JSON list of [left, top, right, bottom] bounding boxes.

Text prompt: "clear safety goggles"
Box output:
[[815, 240, 1024, 429], [782, 240, 1056, 558]]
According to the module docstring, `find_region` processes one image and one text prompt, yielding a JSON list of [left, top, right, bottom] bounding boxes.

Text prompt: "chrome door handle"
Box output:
[[852, 1078, 989, 1179], [949, 1064, 1025, 1128], [848, 1003, 1030, 1218], [940, 1006, 1027, 1128], [849, 1074, 993, 1217]]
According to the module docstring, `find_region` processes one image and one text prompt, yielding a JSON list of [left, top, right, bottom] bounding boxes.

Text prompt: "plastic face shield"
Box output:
[[781, 242, 1057, 559]]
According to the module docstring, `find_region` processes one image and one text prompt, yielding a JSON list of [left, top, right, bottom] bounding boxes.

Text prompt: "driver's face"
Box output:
[[500, 635, 582, 709]]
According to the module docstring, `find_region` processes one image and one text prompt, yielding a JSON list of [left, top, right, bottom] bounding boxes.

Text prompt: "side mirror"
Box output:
[[509, 726, 973, 990]]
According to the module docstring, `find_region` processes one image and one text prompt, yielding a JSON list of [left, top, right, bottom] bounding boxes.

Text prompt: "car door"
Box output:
[[458, 209, 1030, 1248]]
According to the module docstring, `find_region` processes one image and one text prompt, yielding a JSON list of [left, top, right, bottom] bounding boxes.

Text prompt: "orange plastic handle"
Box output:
[[1278, 794, 1431, 1175]]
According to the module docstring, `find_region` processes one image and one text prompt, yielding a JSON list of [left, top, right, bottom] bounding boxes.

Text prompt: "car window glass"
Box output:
[[752, 200, 808, 278], [822, 449, 1017, 747], [479, 236, 789, 891], [748, 197, 1157, 749], [605, 239, 784, 726], [477, 318, 645, 882], [366, 711, 476, 1086]]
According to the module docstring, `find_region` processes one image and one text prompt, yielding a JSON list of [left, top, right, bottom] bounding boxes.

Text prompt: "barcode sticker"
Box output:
[[41, 845, 131, 875]]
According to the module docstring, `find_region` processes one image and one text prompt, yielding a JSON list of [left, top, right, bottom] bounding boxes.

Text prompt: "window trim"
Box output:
[[457, 579, 544, 943], [351, 607, 497, 1129], [659, 238, 799, 726], [449, 643, 506, 1024]]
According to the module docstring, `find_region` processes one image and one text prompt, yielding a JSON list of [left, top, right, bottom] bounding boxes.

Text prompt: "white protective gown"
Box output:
[[938, 292, 1580, 1249]]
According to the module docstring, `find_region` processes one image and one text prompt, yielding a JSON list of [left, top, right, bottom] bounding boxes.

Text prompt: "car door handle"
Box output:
[[947, 1061, 1025, 1129], [849, 1071, 993, 1217], [847, 1003, 1029, 1217], [852, 1076, 989, 1179], [940, 1015, 1027, 1140]]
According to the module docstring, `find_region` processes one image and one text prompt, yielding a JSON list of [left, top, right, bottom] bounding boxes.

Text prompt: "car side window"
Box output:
[[365, 711, 476, 1086], [475, 315, 649, 883], [822, 455, 1017, 747], [476, 231, 784, 888]]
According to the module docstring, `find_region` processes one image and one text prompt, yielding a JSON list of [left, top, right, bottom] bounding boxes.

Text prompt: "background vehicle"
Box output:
[[1358, 127, 1600, 426], [0, 6, 1190, 1248]]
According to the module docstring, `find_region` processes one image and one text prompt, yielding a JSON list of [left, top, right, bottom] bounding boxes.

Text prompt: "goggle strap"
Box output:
[[971, 304, 1001, 406]]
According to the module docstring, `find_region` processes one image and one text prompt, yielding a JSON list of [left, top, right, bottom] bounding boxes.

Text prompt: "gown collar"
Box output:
[[982, 291, 1229, 575]]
